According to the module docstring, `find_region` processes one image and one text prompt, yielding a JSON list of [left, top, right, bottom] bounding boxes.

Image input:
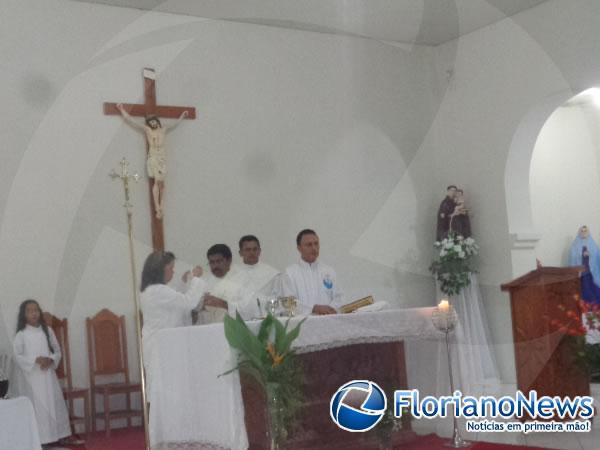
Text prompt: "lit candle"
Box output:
[[438, 299, 450, 312]]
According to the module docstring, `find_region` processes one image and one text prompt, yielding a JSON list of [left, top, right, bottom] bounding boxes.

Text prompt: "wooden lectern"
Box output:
[[501, 266, 590, 403]]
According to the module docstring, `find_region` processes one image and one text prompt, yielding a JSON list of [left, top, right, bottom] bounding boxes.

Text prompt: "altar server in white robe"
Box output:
[[140, 251, 206, 399], [12, 299, 71, 445], [194, 244, 250, 324], [282, 229, 344, 315], [232, 235, 280, 317]]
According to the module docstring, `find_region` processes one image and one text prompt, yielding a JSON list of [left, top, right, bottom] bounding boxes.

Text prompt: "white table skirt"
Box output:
[[149, 307, 466, 450], [0, 396, 42, 450]]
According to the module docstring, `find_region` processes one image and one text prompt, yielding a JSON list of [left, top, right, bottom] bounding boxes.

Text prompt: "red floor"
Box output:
[[62, 429, 547, 450], [402, 434, 547, 450], [63, 427, 146, 450]]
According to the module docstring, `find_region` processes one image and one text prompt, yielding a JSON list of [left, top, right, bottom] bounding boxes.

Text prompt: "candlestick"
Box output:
[[432, 301, 470, 448]]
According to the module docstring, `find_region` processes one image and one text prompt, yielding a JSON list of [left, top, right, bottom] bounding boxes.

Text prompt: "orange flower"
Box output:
[[266, 343, 285, 367]]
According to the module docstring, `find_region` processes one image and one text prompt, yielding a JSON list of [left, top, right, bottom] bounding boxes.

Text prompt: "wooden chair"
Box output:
[[86, 309, 142, 437], [43, 312, 90, 435]]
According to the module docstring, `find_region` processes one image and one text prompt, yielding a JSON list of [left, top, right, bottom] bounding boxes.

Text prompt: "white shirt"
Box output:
[[196, 266, 253, 323], [141, 276, 207, 397], [202, 265, 242, 303], [282, 259, 344, 314], [230, 262, 280, 318], [234, 262, 279, 296], [141, 277, 207, 342]]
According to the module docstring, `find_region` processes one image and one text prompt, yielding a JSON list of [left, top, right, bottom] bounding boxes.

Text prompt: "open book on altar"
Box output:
[[339, 296, 390, 313], [340, 295, 374, 313]]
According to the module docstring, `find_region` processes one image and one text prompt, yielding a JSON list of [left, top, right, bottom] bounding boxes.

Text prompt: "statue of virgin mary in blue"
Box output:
[[569, 225, 600, 307]]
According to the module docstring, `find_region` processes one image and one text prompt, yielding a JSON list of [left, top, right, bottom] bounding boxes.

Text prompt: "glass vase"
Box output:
[[266, 383, 284, 450]]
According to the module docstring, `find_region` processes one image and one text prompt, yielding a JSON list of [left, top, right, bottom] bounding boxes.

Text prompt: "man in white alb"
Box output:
[[191, 244, 246, 324], [231, 235, 280, 318], [282, 229, 344, 315]]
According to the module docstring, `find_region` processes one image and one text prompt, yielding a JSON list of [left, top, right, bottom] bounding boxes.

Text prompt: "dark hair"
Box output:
[[16, 299, 54, 354], [296, 229, 317, 246], [239, 235, 260, 250], [140, 251, 176, 292], [447, 185, 458, 191], [207, 244, 232, 260], [145, 116, 161, 127]]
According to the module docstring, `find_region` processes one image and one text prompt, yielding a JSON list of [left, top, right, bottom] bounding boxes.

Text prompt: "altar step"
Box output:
[[52, 428, 593, 450], [273, 432, 551, 450]]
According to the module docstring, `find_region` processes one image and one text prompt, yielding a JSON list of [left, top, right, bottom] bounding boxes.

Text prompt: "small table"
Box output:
[[0, 396, 42, 450]]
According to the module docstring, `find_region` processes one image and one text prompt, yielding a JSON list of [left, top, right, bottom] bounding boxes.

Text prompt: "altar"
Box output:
[[148, 308, 465, 450]]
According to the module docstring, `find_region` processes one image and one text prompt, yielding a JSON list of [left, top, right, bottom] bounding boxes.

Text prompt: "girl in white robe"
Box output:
[[140, 251, 206, 401], [12, 299, 71, 445]]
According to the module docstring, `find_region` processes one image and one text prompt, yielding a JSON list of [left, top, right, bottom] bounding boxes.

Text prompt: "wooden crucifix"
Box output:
[[104, 68, 196, 251]]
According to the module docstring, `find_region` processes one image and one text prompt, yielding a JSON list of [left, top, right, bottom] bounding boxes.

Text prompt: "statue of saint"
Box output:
[[436, 185, 457, 241], [569, 225, 600, 307], [117, 103, 187, 219], [450, 188, 472, 238]]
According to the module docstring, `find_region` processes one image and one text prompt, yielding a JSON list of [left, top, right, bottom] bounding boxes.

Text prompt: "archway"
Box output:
[[504, 88, 584, 276]]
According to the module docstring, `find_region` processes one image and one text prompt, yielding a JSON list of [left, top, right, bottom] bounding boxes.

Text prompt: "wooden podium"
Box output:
[[501, 267, 589, 403]]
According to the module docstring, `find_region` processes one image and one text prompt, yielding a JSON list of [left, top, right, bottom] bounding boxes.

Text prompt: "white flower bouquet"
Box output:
[[429, 233, 479, 296]]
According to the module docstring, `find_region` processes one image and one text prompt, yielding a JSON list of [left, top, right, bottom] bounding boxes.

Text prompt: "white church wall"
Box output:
[[0, 0, 440, 402], [5, 0, 600, 401], [425, 0, 600, 383], [65, 227, 150, 428], [531, 104, 600, 266]]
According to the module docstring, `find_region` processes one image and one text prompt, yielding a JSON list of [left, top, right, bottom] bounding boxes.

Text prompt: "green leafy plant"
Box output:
[[576, 340, 600, 382], [429, 233, 479, 296], [373, 382, 411, 448], [222, 312, 306, 447]]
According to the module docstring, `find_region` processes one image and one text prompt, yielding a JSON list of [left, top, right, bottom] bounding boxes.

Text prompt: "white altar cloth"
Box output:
[[148, 307, 464, 450], [0, 396, 42, 450]]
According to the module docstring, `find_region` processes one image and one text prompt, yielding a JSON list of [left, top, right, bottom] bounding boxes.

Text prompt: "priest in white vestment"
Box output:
[[194, 244, 252, 323], [282, 229, 344, 315], [140, 251, 206, 401], [230, 235, 280, 318]]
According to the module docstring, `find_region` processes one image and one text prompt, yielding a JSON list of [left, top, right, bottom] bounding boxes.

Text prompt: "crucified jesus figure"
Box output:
[[117, 103, 188, 219]]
